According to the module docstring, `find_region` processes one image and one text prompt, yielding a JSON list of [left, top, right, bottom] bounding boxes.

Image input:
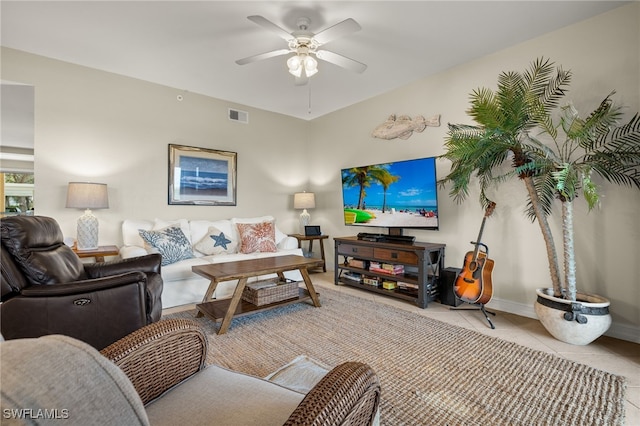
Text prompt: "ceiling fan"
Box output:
[[235, 15, 367, 86]]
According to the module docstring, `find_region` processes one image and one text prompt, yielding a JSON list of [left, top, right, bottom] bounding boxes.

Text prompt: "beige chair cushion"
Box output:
[[145, 364, 305, 426], [0, 335, 149, 425]]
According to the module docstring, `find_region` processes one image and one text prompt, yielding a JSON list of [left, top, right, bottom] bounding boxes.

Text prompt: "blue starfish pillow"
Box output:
[[194, 226, 238, 255]]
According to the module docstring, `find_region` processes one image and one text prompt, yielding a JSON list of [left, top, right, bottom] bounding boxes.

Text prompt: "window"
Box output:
[[2, 173, 34, 216]]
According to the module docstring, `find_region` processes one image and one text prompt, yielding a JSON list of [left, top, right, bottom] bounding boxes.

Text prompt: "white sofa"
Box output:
[[120, 216, 304, 309]]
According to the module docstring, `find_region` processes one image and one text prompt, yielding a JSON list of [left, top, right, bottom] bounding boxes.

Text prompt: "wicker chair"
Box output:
[[100, 318, 381, 425]]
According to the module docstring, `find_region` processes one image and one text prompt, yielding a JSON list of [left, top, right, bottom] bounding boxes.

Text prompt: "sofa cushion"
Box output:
[[193, 226, 238, 256], [139, 227, 194, 266], [122, 219, 153, 248], [1, 335, 149, 425], [145, 364, 304, 426], [236, 221, 277, 254]]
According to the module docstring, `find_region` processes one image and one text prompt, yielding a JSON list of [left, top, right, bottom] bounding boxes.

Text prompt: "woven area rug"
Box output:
[[164, 287, 626, 425]]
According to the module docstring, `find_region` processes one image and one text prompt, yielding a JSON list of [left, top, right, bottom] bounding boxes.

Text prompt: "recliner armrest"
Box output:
[[20, 272, 147, 297], [85, 253, 162, 278], [100, 318, 207, 405]]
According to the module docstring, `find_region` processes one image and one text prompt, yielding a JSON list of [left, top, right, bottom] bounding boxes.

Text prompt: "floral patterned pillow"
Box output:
[[138, 226, 194, 266], [236, 221, 277, 254]]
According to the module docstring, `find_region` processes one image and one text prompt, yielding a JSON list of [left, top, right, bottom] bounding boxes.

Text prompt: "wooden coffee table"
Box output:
[[192, 255, 322, 334]]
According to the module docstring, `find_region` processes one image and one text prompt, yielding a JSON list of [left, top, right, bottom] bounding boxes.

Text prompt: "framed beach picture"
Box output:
[[168, 144, 237, 205]]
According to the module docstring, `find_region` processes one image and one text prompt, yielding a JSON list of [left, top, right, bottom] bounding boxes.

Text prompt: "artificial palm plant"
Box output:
[[440, 57, 640, 303]]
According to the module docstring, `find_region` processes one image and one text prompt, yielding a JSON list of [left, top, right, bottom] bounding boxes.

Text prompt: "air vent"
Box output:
[[228, 108, 249, 124]]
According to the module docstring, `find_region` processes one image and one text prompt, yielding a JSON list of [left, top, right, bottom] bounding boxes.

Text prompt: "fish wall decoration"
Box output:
[[371, 114, 440, 140]]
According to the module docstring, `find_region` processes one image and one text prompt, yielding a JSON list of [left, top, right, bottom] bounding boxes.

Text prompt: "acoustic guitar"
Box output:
[[454, 202, 496, 305]]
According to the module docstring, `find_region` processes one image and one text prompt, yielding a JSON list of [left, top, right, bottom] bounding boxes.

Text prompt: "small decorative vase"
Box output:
[[534, 288, 611, 345]]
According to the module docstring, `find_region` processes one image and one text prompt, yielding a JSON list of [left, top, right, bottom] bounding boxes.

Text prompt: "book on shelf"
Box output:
[[383, 263, 404, 274], [342, 272, 362, 282], [362, 275, 380, 286], [347, 259, 369, 269], [369, 267, 404, 275], [397, 281, 419, 290], [382, 280, 397, 290]]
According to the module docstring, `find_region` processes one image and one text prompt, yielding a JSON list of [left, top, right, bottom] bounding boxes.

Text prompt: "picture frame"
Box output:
[[305, 225, 322, 236], [168, 144, 237, 206]]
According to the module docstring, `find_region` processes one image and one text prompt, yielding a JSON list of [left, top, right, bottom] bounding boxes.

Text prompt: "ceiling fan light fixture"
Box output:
[[287, 55, 303, 77], [288, 54, 318, 78], [304, 55, 318, 73]]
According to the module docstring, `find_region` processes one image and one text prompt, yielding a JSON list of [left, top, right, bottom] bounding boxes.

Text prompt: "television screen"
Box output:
[[341, 157, 439, 230]]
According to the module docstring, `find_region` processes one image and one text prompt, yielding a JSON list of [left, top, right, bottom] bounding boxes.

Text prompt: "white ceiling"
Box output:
[[1, 1, 628, 120]]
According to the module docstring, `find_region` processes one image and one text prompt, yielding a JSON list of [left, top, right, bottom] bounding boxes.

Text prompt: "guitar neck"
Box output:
[[471, 217, 488, 259]]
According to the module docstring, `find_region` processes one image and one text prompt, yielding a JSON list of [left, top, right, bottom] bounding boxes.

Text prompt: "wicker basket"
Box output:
[[242, 278, 300, 306]]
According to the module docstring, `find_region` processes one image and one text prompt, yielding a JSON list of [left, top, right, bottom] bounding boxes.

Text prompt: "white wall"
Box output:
[[2, 3, 638, 341], [1, 47, 311, 242], [309, 3, 640, 342]]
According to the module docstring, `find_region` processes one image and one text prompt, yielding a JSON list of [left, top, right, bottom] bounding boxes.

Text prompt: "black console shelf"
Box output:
[[334, 236, 445, 308]]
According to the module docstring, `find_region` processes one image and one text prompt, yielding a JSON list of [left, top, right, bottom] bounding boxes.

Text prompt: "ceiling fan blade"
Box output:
[[235, 49, 291, 65], [312, 18, 361, 45], [247, 15, 294, 41], [316, 50, 367, 73], [294, 74, 309, 86]]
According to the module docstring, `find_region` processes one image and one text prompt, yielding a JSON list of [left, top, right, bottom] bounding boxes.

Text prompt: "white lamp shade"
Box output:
[[294, 192, 315, 209], [294, 192, 315, 233]]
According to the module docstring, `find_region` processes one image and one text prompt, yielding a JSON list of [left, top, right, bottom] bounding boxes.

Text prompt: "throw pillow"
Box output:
[[236, 221, 277, 254], [138, 226, 194, 266], [194, 226, 238, 256], [231, 216, 288, 245]]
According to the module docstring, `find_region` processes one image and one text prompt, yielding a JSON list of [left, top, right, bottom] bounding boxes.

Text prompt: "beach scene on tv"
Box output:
[[341, 157, 438, 229]]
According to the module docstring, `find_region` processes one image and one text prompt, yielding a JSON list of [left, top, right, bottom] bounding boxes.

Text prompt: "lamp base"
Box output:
[[299, 209, 311, 234], [76, 209, 99, 250]]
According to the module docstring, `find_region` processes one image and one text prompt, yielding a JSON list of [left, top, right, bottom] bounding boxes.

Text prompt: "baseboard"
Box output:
[[488, 297, 640, 344], [604, 322, 640, 344], [487, 297, 537, 319]]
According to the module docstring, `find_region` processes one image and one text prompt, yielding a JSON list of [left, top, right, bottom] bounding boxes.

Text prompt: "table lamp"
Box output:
[[66, 182, 109, 250], [294, 192, 315, 233]]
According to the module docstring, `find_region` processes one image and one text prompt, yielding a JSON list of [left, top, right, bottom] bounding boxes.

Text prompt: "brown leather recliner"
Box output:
[[0, 215, 163, 350]]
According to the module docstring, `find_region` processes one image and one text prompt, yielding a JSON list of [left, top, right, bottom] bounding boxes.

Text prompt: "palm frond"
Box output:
[[588, 152, 640, 189], [576, 94, 623, 149], [583, 112, 640, 189], [525, 173, 556, 220], [552, 163, 581, 201], [468, 87, 503, 129], [597, 112, 640, 154], [581, 172, 600, 211]]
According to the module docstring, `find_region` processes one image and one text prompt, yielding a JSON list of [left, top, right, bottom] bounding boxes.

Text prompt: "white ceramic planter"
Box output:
[[534, 288, 611, 345]]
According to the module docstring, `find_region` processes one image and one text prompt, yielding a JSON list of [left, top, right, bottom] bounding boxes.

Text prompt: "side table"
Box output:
[[73, 245, 119, 262], [289, 234, 328, 272]]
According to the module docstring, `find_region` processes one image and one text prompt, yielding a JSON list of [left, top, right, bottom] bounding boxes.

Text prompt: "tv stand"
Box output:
[[334, 236, 445, 308]]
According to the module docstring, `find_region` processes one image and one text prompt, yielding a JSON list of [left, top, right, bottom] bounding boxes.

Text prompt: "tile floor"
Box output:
[[165, 271, 640, 424]]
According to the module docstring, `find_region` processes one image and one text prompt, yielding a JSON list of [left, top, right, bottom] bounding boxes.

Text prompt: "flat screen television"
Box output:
[[341, 156, 439, 232]]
